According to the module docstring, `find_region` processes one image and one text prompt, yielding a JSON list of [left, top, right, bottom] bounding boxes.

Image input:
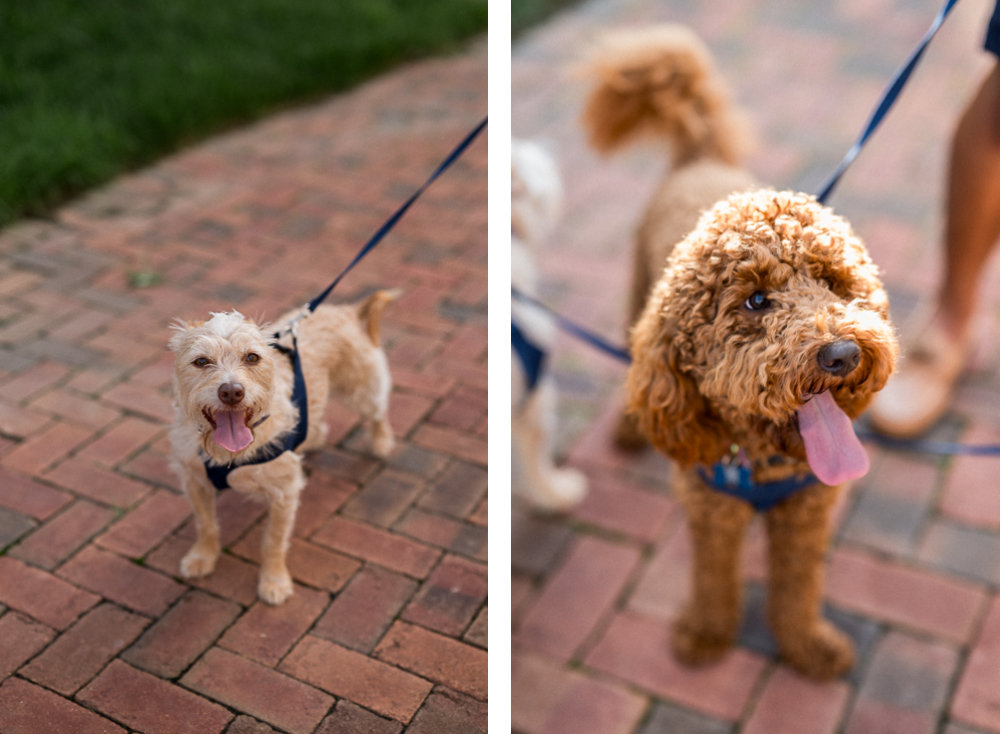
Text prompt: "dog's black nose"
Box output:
[[218, 382, 245, 406], [817, 340, 861, 377]]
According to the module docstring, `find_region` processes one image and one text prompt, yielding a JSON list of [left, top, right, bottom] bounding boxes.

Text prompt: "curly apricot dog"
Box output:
[[628, 189, 897, 679]]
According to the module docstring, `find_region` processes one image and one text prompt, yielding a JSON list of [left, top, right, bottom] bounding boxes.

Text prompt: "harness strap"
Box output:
[[511, 320, 546, 393], [697, 463, 819, 512]]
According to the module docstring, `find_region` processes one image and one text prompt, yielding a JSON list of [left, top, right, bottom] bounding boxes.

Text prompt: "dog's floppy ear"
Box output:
[[626, 291, 731, 466]]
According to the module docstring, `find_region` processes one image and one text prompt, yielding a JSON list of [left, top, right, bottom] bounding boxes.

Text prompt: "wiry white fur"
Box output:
[[512, 139, 563, 248], [511, 139, 587, 512], [169, 294, 398, 604], [205, 310, 252, 339]]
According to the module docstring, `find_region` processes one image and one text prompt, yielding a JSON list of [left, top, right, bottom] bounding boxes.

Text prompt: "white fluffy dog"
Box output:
[[511, 139, 587, 512]]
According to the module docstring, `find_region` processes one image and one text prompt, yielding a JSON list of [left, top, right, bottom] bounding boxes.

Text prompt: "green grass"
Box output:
[[512, 0, 581, 38], [0, 0, 487, 226]]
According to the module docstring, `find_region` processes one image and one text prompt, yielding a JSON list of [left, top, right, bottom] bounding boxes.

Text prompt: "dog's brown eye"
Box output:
[[246, 353, 260, 364], [193, 357, 210, 368], [745, 291, 771, 311]]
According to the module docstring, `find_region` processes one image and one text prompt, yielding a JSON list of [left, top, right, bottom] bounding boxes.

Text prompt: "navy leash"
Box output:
[[511, 288, 631, 364], [510, 287, 631, 394], [855, 426, 1000, 456], [204, 116, 487, 489], [815, 0, 960, 204], [300, 117, 488, 317]]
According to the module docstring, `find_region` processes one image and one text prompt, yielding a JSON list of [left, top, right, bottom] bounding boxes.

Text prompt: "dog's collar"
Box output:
[[697, 446, 818, 511], [201, 340, 308, 490]]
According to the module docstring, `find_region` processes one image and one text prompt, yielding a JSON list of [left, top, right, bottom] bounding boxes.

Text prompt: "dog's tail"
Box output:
[[581, 25, 750, 166], [357, 289, 400, 345]]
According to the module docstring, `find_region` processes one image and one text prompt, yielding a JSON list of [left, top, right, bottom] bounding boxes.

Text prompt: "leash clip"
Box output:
[[281, 303, 312, 339]]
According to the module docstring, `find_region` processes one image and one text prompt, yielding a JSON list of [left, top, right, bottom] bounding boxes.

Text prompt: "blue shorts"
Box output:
[[987, 0, 1000, 57]]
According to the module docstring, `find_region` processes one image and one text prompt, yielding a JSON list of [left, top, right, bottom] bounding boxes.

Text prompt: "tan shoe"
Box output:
[[867, 317, 967, 438]]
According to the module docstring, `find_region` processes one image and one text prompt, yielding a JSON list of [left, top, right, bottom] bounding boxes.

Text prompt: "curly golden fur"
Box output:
[[628, 189, 897, 679], [583, 25, 898, 679]]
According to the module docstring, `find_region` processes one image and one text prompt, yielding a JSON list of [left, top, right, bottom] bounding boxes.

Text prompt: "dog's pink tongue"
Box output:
[[797, 390, 869, 486], [213, 409, 253, 453]]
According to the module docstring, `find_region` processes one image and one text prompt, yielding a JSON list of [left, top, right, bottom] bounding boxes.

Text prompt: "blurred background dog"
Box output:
[[512, 138, 588, 512]]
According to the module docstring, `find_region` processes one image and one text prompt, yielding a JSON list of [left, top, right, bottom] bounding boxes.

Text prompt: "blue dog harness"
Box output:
[[697, 453, 819, 512], [201, 339, 309, 491]]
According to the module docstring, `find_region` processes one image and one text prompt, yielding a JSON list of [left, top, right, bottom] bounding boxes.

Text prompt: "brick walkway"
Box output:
[[513, 0, 1000, 732], [0, 40, 486, 734]]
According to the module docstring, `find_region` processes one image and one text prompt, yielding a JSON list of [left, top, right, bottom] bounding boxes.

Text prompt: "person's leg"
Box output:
[[937, 61, 1000, 339], [870, 61, 1000, 437]]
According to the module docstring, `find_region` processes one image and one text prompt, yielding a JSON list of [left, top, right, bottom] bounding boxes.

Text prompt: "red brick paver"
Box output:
[[953, 595, 1000, 731], [513, 0, 1000, 731], [0, 36, 485, 734], [0, 613, 56, 681], [0, 677, 126, 734], [282, 635, 433, 723], [58, 544, 186, 616], [515, 534, 642, 661], [375, 620, 488, 701], [78, 660, 233, 734], [826, 548, 986, 642], [0, 467, 73, 519], [122, 590, 242, 678], [742, 668, 850, 734], [219, 584, 329, 666], [19, 602, 149, 695], [312, 564, 419, 652], [586, 613, 767, 721], [184, 648, 333, 734], [0, 555, 99, 630], [511, 650, 647, 734], [9, 499, 114, 569]]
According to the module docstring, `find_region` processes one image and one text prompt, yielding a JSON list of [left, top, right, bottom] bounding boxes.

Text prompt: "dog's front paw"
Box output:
[[531, 468, 587, 513], [180, 543, 219, 579], [371, 420, 394, 458], [779, 620, 855, 681], [672, 613, 734, 665], [258, 571, 294, 605]]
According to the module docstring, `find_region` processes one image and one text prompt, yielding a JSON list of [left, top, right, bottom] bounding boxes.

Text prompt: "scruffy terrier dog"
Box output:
[[511, 138, 587, 511], [628, 189, 897, 679], [169, 292, 397, 604], [581, 25, 759, 448]]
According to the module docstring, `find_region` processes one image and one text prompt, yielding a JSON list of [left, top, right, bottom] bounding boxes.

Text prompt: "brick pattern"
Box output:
[[20, 602, 150, 695], [0, 40, 485, 734], [513, 0, 1000, 732]]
